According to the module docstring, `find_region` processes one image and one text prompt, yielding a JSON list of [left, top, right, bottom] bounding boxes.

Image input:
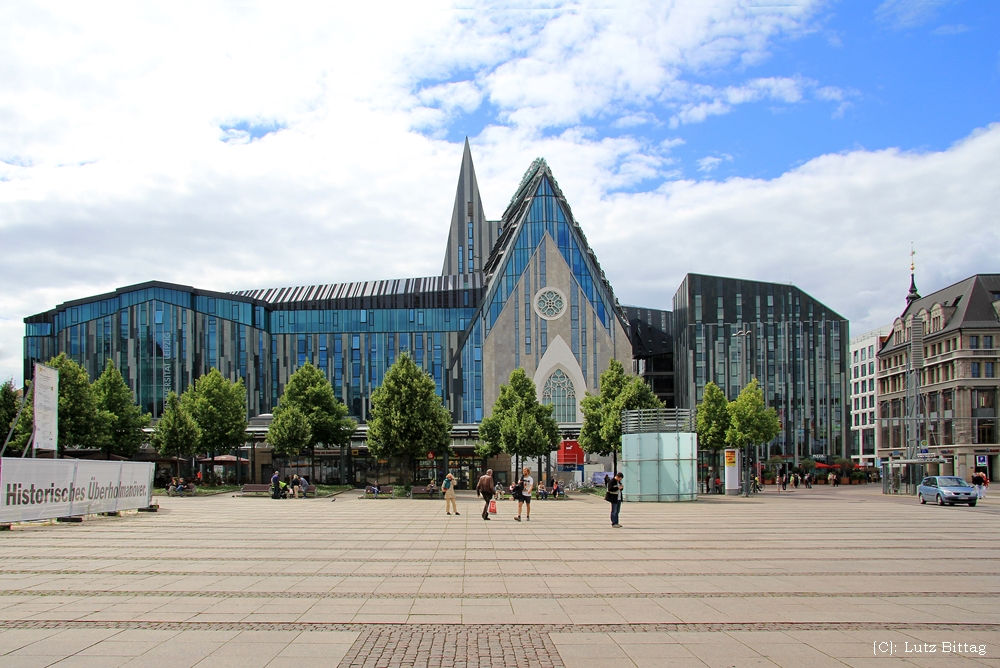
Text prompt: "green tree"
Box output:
[[0, 379, 18, 447], [725, 379, 780, 450], [92, 360, 151, 459], [799, 458, 817, 474], [833, 456, 854, 478], [273, 362, 355, 480], [185, 368, 248, 459], [152, 391, 201, 476], [580, 359, 662, 471], [12, 354, 107, 454], [367, 353, 452, 483], [696, 381, 730, 481], [268, 404, 312, 461], [479, 368, 559, 470]]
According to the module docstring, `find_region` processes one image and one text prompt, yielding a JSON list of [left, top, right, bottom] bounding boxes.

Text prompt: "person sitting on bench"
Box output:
[[299, 476, 310, 498], [426, 480, 437, 497], [371, 483, 380, 499]]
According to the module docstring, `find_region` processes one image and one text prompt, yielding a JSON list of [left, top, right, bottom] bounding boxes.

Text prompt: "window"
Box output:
[[854, 365, 859, 378], [853, 351, 859, 363], [853, 382, 859, 394], [986, 362, 995, 378], [861, 349, 866, 361], [970, 335, 979, 349], [972, 362, 981, 378], [869, 345, 874, 357], [854, 398, 859, 410], [542, 369, 576, 423], [854, 414, 860, 426], [985, 335, 994, 349]]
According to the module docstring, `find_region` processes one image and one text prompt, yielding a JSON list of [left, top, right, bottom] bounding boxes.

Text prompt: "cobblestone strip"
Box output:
[[1, 568, 994, 578], [2, 553, 990, 562], [1, 620, 999, 633], [336, 625, 563, 668], [2, 589, 997, 600]]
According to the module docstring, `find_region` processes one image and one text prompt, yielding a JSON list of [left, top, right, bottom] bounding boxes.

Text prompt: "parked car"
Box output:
[[918, 476, 977, 507]]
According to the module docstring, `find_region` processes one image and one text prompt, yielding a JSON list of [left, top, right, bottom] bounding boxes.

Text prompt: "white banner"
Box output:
[[0, 458, 154, 523], [33, 363, 58, 451]]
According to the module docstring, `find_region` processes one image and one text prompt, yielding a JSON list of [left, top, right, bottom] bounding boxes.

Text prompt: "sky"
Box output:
[[1, 0, 998, 386]]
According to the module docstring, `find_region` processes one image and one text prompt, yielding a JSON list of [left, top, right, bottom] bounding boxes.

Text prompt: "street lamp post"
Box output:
[[736, 329, 753, 497]]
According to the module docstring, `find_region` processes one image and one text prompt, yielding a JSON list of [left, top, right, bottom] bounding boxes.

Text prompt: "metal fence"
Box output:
[[622, 408, 696, 434]]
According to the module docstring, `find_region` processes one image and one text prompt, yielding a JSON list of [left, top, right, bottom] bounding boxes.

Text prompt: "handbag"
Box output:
[[488, 499, 497, 514], [512, 480, 524, 499]]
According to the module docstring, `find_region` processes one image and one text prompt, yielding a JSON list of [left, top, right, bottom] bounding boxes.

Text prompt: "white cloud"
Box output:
[[696, 154, 732, 173], [0, 0, 993, 387], [932, 23, 968, 35], [876, 0, 955, 29], [586, 124, 1000, 336]]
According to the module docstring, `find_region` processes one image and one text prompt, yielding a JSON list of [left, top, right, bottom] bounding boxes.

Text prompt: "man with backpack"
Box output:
[[476, 469, 495, 520]]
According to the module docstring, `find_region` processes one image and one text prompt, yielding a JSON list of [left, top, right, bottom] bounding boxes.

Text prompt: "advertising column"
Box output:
[[724, 448, 740, 496]]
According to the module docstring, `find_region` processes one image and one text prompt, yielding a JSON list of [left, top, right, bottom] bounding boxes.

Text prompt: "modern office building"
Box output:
[[849, 325, 891, 466], [876, 274, 1000, 481], [672, 274, 850, 463], [23, 142, 852, 476]]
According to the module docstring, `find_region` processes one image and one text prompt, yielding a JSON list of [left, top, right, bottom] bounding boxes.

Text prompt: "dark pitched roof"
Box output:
[[231, 273, 486, 310], [882, 273, 1000, 353]]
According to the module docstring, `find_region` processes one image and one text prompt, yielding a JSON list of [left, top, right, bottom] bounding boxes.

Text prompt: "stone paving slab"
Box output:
[[1, 485, 999, 666]]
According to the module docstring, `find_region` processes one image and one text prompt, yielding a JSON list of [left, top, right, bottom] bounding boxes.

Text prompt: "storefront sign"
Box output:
[[1, 458, 154, 523], [977, 455, 989, 467], [725, 450, 736, 466]]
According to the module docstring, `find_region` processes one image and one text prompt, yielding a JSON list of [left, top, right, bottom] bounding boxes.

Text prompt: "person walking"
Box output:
[[513, 467, 533, 522], [476, 469, 495, 520], [606, 472, 624, 527], [270, 470, 281, 499], [973, 471, 986, 499], [443, 473, 459, 515]]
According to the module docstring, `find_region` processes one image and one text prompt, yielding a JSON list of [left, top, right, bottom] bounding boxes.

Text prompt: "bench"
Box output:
[[296, 484, 317, 498], [409, 486, 439, 499], [534, 487, 566, 499], [361, 485, 394, 499], [240, 484, 271, 496]]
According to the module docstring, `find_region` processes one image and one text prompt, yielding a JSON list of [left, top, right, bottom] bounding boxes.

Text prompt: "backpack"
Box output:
[[443, 479, 452, 490]]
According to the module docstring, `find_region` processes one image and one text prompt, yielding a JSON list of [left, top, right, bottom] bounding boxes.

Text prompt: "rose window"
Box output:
[[535, 289, 565, 319]]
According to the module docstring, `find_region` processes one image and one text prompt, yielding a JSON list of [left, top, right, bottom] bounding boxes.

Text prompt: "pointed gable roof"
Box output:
[[479, 158, 629, 335], [441, 139, 499, 277]]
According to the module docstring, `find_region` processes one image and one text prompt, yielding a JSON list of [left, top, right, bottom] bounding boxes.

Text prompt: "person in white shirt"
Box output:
[[513, 467, 533, 522]]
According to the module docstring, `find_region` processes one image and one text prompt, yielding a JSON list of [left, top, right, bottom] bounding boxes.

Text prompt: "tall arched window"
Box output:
[[542, 369, 576, 423]]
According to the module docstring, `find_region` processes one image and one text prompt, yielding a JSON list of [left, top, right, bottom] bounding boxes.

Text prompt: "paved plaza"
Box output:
[[1, 484, 998, 667]]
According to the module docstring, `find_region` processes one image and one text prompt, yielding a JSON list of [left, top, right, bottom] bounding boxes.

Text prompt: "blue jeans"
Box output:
[[610, 501, 621, 525]]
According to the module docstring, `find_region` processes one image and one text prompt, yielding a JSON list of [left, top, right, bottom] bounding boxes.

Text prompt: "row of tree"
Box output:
[[696, 379, 781, 463], [4, 351, 676, 483], [2, 354, 150, 459]]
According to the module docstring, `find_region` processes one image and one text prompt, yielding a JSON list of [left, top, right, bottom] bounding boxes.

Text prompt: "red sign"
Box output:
[[557, 440, 585, 465], [426, 452, 435, 460]]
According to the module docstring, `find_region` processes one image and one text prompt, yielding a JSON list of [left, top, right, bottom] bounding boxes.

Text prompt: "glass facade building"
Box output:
[[22, 146, 852, 474], [672, 274, 850, 462]]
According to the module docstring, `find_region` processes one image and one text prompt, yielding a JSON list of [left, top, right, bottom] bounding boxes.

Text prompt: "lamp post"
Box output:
[[736, 329, 753, 496]]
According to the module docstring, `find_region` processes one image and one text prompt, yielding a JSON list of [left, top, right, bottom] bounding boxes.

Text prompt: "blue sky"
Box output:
[[438, 1, 1000, 184], [0, 0, 998, 384]]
